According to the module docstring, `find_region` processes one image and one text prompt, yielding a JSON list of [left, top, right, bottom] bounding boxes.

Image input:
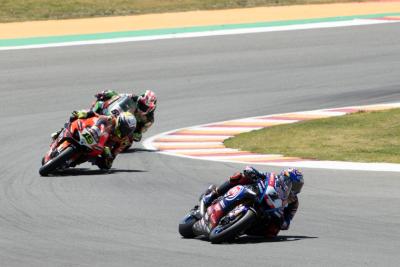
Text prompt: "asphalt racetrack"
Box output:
[[1, 23, 400, 266]]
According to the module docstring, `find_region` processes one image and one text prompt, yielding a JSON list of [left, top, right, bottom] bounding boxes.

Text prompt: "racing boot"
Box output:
[[131, 131, 142, 142], [95, 146, 114, 170]]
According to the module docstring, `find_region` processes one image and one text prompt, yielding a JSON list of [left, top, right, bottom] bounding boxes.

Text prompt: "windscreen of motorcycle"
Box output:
[[108, 95, 135, 116]]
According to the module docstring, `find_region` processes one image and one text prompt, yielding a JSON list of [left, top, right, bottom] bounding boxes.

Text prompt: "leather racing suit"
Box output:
[[203, 168, 300, 238]]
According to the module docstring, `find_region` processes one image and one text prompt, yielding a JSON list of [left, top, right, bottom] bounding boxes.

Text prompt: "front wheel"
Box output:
[[209, 208, 256, 244], [179, 213, 199, 238], [39, 147, 75, 176]]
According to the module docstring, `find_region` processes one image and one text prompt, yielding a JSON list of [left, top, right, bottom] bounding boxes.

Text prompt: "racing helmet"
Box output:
[[281, 168, 304, 194], [136, 90, 157, 115], [116, 112, 136, 138]]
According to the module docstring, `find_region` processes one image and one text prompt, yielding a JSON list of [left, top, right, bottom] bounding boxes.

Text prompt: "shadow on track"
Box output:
[[233, 235, 318, 244], [45, 168, 147, 177], [190, 235, 317, 244], [123, 147, 158, 154]]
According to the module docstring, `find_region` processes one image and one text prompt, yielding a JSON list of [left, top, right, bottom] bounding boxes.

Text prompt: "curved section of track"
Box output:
[[1, 23, 400, 266], [144, 102, 400, 171]]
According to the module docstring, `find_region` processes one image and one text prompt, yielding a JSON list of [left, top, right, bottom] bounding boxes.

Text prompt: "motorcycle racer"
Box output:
[[201, 166, 304, 238], [92, 89, 157, 142], [67, 109, 136, 169]]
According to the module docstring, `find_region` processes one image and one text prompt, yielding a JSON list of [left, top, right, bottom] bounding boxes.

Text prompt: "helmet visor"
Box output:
[[137, 100, 150, 113], [291, 180, 304, 194]]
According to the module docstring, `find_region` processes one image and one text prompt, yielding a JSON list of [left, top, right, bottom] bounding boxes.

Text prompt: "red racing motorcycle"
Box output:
[[39, 117, 107, 176]]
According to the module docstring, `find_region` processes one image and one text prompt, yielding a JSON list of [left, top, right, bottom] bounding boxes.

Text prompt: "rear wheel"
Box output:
[[39, 147, 75, 176], [209, 209, 256, 244]]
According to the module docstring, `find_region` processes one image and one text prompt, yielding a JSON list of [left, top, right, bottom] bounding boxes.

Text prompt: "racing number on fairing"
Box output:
[[111, 109, 120, 116], [82, 133, 94, 144]]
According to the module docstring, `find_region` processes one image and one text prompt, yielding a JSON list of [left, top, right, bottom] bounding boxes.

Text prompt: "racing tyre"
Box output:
[[39, 147, 75, 176], [178, 214, 198, 238], [209, 208, 256, 244]]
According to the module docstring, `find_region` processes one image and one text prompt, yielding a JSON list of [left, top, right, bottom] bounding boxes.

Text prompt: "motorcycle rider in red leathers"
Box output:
[[202, 166, 304, 238], [68, 110, 136, 169], [91, 89, 157, 142]]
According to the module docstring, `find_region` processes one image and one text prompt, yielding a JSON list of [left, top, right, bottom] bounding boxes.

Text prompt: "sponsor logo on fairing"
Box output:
[[225, 186, 244, 200]]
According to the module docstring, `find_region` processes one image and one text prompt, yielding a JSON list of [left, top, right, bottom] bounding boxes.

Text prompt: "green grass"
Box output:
[[224, 109, 400, 163], [0, 0, 371, 23]]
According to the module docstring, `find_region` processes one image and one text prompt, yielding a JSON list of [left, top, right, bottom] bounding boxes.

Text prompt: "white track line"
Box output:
[[0, 19, 398, 51]]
